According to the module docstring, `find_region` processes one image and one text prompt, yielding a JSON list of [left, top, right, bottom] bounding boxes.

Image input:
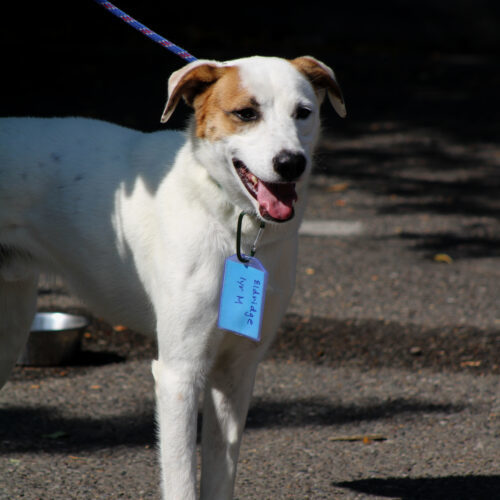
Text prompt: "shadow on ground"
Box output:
[[395, 231, 500, 260], [0, 407, 156, 453], [0, 395, 463, 453], [9, 310, 499, 387], [317, 111, 500, 221], [246, 397, 463, 429], [270, 314, 499, 374], [334, 475, 500, 500]]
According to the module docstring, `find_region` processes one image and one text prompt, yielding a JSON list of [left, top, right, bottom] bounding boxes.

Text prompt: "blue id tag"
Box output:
[[218, 254, 268, 341]]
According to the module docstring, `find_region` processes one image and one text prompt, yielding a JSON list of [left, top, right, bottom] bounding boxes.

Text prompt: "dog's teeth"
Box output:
[[250, 175, 258, 185]]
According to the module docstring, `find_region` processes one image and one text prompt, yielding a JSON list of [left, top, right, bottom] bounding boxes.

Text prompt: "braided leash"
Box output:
[[93, 1, 265, 257], [93, 0, 197, 62]]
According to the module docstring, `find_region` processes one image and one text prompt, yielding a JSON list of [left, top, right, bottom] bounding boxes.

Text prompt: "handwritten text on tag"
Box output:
[[218, 255, 268, 341]]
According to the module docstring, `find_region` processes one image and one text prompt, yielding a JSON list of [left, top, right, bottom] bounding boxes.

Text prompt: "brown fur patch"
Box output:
[[192, 67, 260, 140], [290, 56, 344, 104], [161, 64, 226, 123]]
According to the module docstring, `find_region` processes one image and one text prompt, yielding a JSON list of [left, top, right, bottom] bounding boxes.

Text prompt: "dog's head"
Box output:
[[161, 56, 346, 223]]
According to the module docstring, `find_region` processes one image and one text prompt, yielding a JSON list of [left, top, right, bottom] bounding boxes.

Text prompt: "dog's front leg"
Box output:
[[200, 346, 262, 500], [153, 355, 201, 500], [153, 303, 222, 500]]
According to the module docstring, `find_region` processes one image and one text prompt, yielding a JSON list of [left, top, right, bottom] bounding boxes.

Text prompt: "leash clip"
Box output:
[[236, 212, 266, 263]]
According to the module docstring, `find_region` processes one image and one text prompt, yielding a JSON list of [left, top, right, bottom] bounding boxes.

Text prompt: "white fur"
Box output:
[[0, 55, 344, 499]]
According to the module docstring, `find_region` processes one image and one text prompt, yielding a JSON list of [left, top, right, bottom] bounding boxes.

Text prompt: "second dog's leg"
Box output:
[[199, 347, 261, 500], [0, 274, 38, 389]]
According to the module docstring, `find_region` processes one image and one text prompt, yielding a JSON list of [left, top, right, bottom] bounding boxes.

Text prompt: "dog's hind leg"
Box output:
[[199, 346, 261, 500], [0, 274, 38, 389]]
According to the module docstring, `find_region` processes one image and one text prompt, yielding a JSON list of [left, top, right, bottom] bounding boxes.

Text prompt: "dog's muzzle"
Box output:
[[233, 157, 300, 222]]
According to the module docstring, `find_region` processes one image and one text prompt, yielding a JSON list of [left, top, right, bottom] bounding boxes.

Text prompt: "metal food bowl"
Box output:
[[17, 312, 89, 366]]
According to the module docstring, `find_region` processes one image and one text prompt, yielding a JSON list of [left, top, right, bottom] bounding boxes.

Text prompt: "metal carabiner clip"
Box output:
[[236, 211, 266, 263]]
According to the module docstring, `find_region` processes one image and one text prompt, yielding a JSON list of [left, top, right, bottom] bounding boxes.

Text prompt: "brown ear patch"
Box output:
[[290, 56, 346, 118], [161, 62, 225, 123], [176, 65, 226, 107]]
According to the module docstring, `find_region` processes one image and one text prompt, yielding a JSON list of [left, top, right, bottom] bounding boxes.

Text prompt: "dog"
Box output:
[[0, 55, 345, 499]]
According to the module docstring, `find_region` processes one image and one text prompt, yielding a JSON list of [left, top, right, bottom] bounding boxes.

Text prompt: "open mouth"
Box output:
[[233, 159, 297, 222]]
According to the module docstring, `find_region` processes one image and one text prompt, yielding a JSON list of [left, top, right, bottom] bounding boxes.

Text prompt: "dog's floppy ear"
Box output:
[[290, 56, 347, 118], [161, 60, 225, 123]]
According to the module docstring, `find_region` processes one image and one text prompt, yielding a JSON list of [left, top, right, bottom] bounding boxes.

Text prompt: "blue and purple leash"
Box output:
[[94, 2, 265, 265], [93, 0, 197, 63]]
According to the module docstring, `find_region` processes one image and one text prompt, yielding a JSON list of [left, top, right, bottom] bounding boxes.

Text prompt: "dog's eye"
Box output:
[[294, 106, 312, 120], [232, 108, 259, 122]]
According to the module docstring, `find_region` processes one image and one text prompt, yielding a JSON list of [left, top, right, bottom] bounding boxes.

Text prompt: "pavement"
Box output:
[[1, 7, 499, 498]]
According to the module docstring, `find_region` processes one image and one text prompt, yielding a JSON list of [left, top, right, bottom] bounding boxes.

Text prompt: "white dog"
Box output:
[[0, 55, 345, 499]]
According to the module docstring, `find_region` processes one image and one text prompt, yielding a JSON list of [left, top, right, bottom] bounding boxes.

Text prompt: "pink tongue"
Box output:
[[257, 180, 297, 220]]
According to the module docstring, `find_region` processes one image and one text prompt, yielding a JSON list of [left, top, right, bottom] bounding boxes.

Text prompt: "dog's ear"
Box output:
[[161, 60, 225, 123], [290, 56, 346, 118]]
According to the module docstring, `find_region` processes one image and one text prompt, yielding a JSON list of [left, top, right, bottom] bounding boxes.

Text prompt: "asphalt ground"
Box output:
[[1, 4, 500, 498]]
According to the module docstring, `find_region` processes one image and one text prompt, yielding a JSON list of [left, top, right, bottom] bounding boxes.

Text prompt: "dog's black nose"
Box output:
[[273, 151, 306, 182]]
